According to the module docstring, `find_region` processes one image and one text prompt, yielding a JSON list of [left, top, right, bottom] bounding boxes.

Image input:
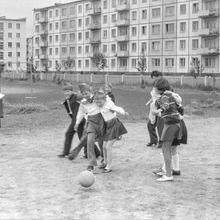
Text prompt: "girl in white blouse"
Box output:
[[94, 89, 128, 173]]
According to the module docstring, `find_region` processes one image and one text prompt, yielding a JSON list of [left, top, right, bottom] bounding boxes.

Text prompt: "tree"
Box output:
[[136, 52, 147, 88], [190, 58, 204, 79], [64, 56, 75, 72], [93, 52, 107, 72]]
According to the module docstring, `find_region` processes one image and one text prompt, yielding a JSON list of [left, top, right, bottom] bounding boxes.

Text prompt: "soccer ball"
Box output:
[[78, 170, 95, 188]]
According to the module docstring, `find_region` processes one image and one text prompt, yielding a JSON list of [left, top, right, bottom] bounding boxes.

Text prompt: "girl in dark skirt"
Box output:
[[94, 89, 128, 173], [153, 78, 187, 182]]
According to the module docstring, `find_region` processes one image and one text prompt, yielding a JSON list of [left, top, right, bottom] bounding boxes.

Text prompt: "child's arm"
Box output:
[[145, 98, 152, 106], [74, 104, 86, 130], [164, 91, 182, 105], [108, 99, 128, 115]]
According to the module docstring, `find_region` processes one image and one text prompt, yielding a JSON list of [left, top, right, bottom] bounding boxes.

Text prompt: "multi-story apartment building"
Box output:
[[26, 37, 33, 72], [33, 0, 220, 74], [0, 16, 27, 71]]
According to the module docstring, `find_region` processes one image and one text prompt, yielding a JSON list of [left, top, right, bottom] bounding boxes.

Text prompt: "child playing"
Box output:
[[153, 78, 186, 182], [94, 89, 128, 173], [104, 83, 115, 103]]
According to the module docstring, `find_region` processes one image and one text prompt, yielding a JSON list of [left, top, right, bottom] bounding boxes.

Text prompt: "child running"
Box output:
[[94, 89, 128, 173]]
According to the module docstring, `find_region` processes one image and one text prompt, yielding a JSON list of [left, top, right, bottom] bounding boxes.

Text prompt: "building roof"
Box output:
[[0, 16, 26, 22]]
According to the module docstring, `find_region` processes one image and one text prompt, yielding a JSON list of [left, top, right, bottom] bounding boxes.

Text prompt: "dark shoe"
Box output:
[[57, 154, 67, 158], [68, 154, 75, 160], [146, 142, 157, 147], [157, 142, 162, 148], [87, 166, 94, 171], [172, 170, 181, 176], [102, 168, 112, 173], [98, 163, 106, 169], [83, 155, 88, 159]]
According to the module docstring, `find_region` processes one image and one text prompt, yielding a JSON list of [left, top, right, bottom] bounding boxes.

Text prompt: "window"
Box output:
[[165, 58, 174, 67], [103, 15, 108, 24], [49, 35, 53, 43], [49, 11, 52, 18], [103, 30, 108, 38], [165, 6, 174, 17], [152, 41, 160, 51], [55, 22, 59, 30], [132, 0, 137, 4], [85, 45, 89, 53], [8, 52, 12, 57], [180, 58, 185, 67], [192, 3, 199, 14], [85, 32, 89, 40], [112, 14, 116, 23], [78, 32, 82, 41], [85, 18, 89, 26], [132, 11, 137, 21], [62, 47, 67, 55], [35, 13, 39, 21], [142, 0, 147, 3], [8, 23, 12, 28], [152, 58, 160, 67], [70, 47, 75, 55], [205, 57, 215, 68], [180, 40, 186, 50], [152, 24, 160, 34], [55, 48, 59, 55], [8, 33, 12, 38], [103, 0, 107, 9], [112, 0, 116, 8], [55, 35, 59, 42], [152, 8, 160, 18], [78, 5, 82, 13], [111, 29, 116, 38], [49, 48, 52, 55], [85, 60, 89, 68], [61, 34, 67, 42], [180, 22, 186, 33], [192, 39, 199, 49], [132, 27, 137, 36], [86, 4, 90, 11], [132, 59, 136, 67], [35, 37, 39, 45], [8, 42, 12, 48], [78, 60, 82, 68], [16, 42, 20, 48], [70, 6, 75, 15], [55, 9, 59, 17], [111, 59, 116, 68], [103, 45, 107, 53], [62, 8, 67, 16], [192, 21, 198, 32], [0, 51, 4, 60], [61, 21, 67, 29], [0, 42, 3, 50], [142, 10, 147, 19], [35, 49, 39, 57], [141, 42, 147, 52], [165, 23, 174, 34], [180, 4, 186, 15], [35, 25, 39, 32], [142, 26, 147, 35], [49, 23, 53, 31], [78, 19, 82, 27], [119, 58, 127, 68], [131, 43, 136, 52], [165, 41, 174, 51], [17, 62, 20, 67], [70, 20, 75, 28], [111, 44, 116, 53], [8, 62, 12, 67]]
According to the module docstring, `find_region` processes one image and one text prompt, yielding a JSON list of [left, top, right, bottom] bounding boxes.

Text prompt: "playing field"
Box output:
[[0, 79, 220, 220]]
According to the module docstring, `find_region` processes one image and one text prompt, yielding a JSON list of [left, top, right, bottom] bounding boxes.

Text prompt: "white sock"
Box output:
[[162, 163, 166, 173], [172, 154, 180, 171]]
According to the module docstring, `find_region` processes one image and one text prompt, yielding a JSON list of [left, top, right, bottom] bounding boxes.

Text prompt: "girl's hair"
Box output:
[[94, 88, 106, 99], [154, 78, 170, 93]]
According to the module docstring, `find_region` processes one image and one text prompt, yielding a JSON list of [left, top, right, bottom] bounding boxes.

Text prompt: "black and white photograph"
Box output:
[[0, 0, 220, 219]]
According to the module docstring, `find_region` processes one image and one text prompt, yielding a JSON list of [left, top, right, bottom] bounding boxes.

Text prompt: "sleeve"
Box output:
[[75, 104, 87, 125], [172, 92, 182, 105], [107, 99, 126, 115]]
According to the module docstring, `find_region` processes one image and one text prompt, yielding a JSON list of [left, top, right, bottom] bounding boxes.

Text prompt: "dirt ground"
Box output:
[[0, 80, 220, 220]]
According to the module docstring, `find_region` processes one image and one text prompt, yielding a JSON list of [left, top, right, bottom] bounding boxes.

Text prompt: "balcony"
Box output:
[[116, 51, 129, 57], [40, 41, 48, 47], [116, 4, 130, 11], [39, 29, 48, 36], [88, 23, 101, 30], [117, 35, 129, 42], [199, 48, 219, 55], [39, 17, 48, 23], [199, 28, 219, 37], [198, 9, 219, 18], [87, 7, 101, 15], [40, 54, 48, 60], [116, 19, 130, 26], [90, 37, 101, 44]]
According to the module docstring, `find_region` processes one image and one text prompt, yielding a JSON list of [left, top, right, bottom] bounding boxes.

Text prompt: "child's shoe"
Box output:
[[87, 166, 94, 172], [172, 170, 181, 175], [157, 175, 174, 182], [98, 163, 106, 169]]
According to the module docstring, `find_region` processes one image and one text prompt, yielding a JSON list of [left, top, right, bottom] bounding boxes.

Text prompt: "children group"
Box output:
[[58, 76, 187, 182]]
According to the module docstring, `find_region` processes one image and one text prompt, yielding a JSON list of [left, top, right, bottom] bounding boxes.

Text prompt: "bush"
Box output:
[[5, 102, 49, 115]]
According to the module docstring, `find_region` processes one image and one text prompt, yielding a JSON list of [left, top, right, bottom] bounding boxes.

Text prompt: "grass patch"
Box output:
[[4, 101, 49, 115]]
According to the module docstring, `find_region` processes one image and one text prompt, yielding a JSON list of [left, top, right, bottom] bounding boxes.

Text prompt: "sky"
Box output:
[[1, 0, 75, 37]]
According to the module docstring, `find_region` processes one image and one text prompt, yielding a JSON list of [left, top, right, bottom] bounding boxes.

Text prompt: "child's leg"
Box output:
[[171, 145, 180, 171], [87, 132, 97, 167], [162, 140, 173, 177], [102, 141, 107, 165], [105, 139, 116, 169]]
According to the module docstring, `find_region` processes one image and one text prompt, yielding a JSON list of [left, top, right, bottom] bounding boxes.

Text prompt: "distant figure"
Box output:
[[57, 85, 86, 158], [105, 83, 115, 103]]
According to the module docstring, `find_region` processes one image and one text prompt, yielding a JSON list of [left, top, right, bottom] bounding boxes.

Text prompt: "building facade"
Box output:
[[0, 16, 27, 71], [33, 0, 220, 74]]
